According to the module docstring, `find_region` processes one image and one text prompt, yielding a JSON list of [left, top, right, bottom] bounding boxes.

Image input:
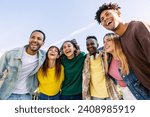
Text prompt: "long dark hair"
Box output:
[[41, 46, 61, 80]]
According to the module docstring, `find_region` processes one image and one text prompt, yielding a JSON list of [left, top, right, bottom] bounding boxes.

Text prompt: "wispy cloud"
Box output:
[[51, 22, 96, 45]]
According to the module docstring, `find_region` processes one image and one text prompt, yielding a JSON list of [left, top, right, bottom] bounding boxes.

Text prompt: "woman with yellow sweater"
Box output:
[[37, 46, 64, 100]]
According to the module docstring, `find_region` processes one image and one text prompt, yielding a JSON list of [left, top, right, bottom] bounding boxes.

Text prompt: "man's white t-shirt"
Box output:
[[13, 50, 38, 94]]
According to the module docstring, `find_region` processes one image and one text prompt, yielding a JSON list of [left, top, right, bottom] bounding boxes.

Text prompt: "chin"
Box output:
[[107, 27, 114, 31], [31, 48, 39, 52]]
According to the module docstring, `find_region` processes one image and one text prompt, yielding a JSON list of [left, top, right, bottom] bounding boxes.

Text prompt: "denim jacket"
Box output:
[[0, 46, 46, 99], [120, 69, 150, 100]]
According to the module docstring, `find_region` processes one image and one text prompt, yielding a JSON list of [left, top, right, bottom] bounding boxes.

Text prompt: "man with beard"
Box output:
[[95, 3, 150, 91], [0, 30, 46, 100]]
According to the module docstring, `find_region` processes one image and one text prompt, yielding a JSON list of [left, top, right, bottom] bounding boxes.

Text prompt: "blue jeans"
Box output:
[[38, 93, 60, 100], [7, 93, 31, 100], [61, 94, 82, 100], [91, 96, 110, 100]]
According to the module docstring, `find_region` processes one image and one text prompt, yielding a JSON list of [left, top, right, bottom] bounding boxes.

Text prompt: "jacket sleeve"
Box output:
[[0, 52, 8, 78], [82, 55, 91, 100]]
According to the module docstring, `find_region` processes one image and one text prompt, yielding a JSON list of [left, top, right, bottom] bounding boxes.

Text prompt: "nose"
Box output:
[[32, 37, 38, 43], [88, 44, 93, 48], [65, 46, 70, 50]]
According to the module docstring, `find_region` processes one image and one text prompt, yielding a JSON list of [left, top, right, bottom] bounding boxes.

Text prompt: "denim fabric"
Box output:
[[0, 46, 46, 99], [7, 93, 31, 100], [60, 94, 82, 100], [91, 97, 110, 100], [106, 55, 150, 100], [122, 70, 150, 100], [38, 93, 60, 100]]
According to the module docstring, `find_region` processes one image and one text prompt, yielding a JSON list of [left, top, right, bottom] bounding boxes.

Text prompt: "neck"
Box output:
[[67, 54, 74, 60], [90, 53, 97, 59], [48, 60, 56, 68], [114, 22, 129, 36], [111, 51, 118, 60], [26, 47, 37, 55]]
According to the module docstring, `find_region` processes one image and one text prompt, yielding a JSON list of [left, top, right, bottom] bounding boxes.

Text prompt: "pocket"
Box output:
[[6, 66, 18, 80]]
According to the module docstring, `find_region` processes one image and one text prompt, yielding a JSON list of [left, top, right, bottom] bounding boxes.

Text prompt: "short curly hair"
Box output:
[[95, 3, 121, 24]]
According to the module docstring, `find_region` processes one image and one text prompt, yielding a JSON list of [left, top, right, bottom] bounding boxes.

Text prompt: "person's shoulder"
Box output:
[[79, 51, 87, 58], [4, 47, 23, 57], [130, 20, 150, 31], [8, 47, 22, 52], [38, 49, 46, 56], [39, 49, 46, 53], [130, 20, 146, 26], [37, 68, 44, 77], [80, 51, 86, 56], [138, 20, 150, 31]]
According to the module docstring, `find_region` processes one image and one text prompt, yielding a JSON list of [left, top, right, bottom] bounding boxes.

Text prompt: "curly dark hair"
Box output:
[[86, 36, 97, 41], [95, 3, 121, 24]]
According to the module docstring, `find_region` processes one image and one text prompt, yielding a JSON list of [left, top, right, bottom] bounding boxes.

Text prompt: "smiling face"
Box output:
[[47, 47, 59, 60], [27, 31, 44, 55], [103, 36, 115, 54], [62, 41, 76, 59], [86, 38, 98, 55], [100, 9, 121, 31]]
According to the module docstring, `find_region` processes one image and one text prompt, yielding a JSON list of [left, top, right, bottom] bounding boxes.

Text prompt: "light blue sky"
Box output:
[[0, 0, 150, 56]]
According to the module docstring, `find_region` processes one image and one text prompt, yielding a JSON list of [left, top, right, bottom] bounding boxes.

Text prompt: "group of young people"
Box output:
[[0, 2, 150, 100]]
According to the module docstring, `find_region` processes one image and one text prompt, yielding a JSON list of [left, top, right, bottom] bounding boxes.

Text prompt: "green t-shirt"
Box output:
[[61, 52, 86, 95]]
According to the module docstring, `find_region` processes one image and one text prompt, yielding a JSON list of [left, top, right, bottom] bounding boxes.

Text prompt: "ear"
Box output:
[[41, 41, 45, 46], [116, 10, 121, 17]]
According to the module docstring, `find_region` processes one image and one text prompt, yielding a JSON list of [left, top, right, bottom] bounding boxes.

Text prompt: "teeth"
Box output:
[[107, 21, 111, 26], [31, 43, 37, 46], [66, 51, 70, 53], [32, 45, 37, 47], [106, 18, 112, 26]]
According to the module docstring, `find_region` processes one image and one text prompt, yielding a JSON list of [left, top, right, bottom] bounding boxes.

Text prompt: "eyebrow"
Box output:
[[102, 10, 109, 16]]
